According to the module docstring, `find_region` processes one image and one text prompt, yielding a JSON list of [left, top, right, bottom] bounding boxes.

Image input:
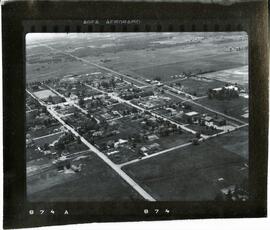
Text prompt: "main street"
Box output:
[[26, 89, 156, 202]]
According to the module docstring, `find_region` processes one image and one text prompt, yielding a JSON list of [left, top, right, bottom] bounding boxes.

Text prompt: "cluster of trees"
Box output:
[[98, 78, 117, 89], [120, 89, 153, 100], [215, 182, 249, 202], [85, 97, 104, 109], [79, 117, 99, 134], [208, 86, 239, 100], [54, 132, 75, 153], [121, 107, 138, 116], [159, 125, 182, 137], [27, 97, 40, 109], [27, 111, 56, 129], [47, 95, 66, 104]]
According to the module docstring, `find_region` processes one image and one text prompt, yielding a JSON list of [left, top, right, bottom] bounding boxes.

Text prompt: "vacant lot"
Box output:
[[123, 141, 248, 201], [28, 153, 143, 201]]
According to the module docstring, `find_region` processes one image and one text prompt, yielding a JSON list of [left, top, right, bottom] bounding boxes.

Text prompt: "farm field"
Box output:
[[210, 126, 249, 159], [123, 141, 248, 201], [130, 52, 246, 83], [27, 33, 248, 85], [28, 153, 144, 201], [201, 65, 248, 88], [196, 96, 248, 122]]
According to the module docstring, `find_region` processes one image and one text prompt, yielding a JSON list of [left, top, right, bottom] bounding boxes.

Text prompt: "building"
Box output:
[[184, 111, 199, 123], [147, 143, 160, 151], [166, 107, 177, 116], [114, 139, 128, 148], [147, 134, 159, 141], [213, 118, 226, 126], [140, 146, 148, 155], [203, 115, 213, 123]]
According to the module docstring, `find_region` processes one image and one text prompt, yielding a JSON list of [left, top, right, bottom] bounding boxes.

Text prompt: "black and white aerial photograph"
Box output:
[[25, 32, 249, 202]]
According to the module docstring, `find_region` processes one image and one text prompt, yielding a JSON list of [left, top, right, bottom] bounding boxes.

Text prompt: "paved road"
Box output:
[[26, 90, 156, 202]]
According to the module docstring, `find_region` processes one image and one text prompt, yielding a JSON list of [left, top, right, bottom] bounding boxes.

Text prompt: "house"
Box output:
[[140, 146, 148, 155], [213, 118, 226, 126], [101, 113, 111, 120], [166, 107, 177, 116], [185, 111, 199, 117], [114, 139, 128, 148], [184, 111, 199, 123], [203, 116, 213, 122], [93, 131, 103, 137], [147, 143, 160, 151], [147, 134, 159, 141], [70, 93, 78, 100], [112, 110, 119, 116]]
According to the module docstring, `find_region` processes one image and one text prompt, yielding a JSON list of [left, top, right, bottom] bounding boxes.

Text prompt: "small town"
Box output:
[[26, 33, 249, 202]]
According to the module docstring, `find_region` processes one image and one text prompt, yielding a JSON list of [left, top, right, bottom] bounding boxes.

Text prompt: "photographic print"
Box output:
[[25, 32, 249, 202]]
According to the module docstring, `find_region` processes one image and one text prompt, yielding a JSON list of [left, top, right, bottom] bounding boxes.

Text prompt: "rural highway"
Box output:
[[26, 89, 156, 202]]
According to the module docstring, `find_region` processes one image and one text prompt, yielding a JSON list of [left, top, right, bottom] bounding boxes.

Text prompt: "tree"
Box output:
[[76, 136, 82, 144], [47, 95, 53, 103], [195, 132, 201, 138], [43, 143, 49, 151], [55, 141, 65, 152], [226, 189, 233, 201], [78, 98, 84, 107], [177, 127, 183, 134]]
